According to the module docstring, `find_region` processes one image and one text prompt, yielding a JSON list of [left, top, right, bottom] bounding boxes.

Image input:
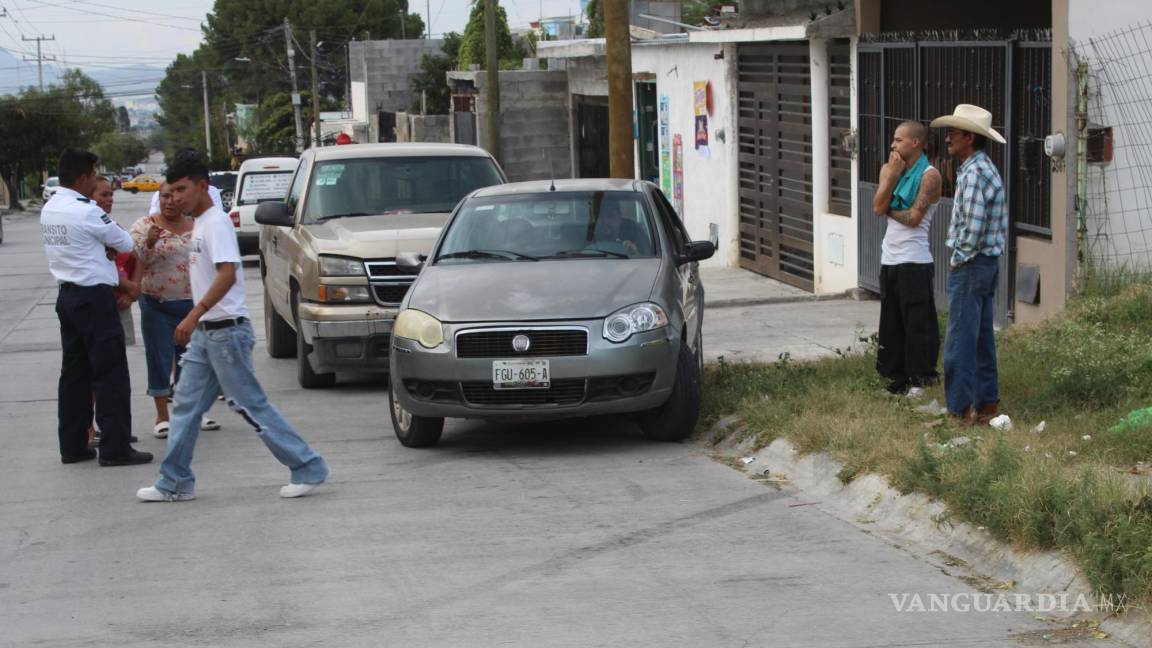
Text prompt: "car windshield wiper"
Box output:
[[550, 248, 630, 259], [437, 249, 539, 261]]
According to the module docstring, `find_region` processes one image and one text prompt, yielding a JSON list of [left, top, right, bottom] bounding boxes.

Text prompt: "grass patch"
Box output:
[[701, 283, 1152, 606]]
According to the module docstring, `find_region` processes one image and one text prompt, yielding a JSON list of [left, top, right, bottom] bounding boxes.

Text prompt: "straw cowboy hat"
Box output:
[[930, 104, 1007, 144]]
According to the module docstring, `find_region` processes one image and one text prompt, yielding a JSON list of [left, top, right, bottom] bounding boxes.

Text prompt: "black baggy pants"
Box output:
[[876, 263, 940, 391], [55, 283, 133, 458]]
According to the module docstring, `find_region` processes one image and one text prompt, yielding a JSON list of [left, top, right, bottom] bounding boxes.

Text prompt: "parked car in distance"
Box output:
[[231, 158, 296, 255], [210, 171, 238, 211], [387, 179, 716, 448], [42, 176, 60, 201], [104, 174, 122, 190], [255, 143, 507, 389], [122, 175, 161, 193]]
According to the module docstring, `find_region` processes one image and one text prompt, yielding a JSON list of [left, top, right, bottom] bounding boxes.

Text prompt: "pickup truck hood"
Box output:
[[408, 259, 662, 323], [302, 213, 448, 257]]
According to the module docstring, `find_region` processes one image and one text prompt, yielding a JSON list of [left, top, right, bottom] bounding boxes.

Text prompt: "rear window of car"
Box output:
[[302, 156, 503, 223], [237, 171, 294, 206]]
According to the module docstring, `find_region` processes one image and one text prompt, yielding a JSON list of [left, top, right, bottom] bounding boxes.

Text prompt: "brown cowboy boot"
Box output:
[[975, 401, 1000, 426]]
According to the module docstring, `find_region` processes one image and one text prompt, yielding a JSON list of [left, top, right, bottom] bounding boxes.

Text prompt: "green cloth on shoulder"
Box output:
[[889, 153, 929, 211]]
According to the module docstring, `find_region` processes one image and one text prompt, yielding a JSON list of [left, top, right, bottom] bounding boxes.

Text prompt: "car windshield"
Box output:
[[435, 191, 658, 263], [237, 171, 293, 206], [46, 177, 59, 187], [302, 156, 503, 223]]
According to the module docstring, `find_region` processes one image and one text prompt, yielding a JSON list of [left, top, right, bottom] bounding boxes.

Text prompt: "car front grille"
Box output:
[[456, 329, 588, 358], [373, 284, 411, 304], [461, 379, 587, 406], [364, 259, 414, 306]]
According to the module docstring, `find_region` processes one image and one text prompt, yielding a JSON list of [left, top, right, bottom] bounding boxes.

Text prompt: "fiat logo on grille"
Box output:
[[512, 334, 531, 353]]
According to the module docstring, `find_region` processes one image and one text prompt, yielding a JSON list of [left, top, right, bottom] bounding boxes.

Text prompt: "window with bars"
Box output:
[[828, 39, 852, 216]]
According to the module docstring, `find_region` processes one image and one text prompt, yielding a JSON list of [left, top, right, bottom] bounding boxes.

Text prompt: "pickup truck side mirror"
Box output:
[[677, 240, 715, 265], [254, 201, 294, 227], [396, 252, 425, 274]]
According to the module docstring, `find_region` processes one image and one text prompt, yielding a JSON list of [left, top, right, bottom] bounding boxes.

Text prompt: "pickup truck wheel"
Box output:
[[264, 289, 295, 358], [640, 335, 702, 442], [293, 294, 336, 389], [388, 378, 443, 448]]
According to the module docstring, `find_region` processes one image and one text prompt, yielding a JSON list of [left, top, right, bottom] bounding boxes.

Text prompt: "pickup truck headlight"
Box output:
[[394, 309, 444, 349], [317, 285, 372, 303], [603, 303, 669, 343], [319, 255, 366, 276]]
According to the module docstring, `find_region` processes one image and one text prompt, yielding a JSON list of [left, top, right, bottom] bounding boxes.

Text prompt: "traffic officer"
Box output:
[[41, 148, 153, 466]]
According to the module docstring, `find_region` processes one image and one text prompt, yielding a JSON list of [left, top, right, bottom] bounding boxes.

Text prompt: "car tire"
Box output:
[[265, 288, 296, 359], [129, 188, 138, 194], [293, 292, 335, 389], [640, 333, 702, 442], [388, 377, 444, 448]]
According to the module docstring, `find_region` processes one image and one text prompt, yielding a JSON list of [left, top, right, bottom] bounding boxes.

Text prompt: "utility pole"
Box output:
[[426, 0, 432, 38], [202, 70, 212, 160], [484, 0, 501, 163], [284, 17, 305, 153], [399, 10, 406, 39], [604, 0, 634, 178], [310, 30, 321, 147], [21, 35, 57, 92]]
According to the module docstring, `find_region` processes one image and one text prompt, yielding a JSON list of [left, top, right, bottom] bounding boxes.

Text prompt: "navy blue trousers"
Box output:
[[55, 284, 133, 458]]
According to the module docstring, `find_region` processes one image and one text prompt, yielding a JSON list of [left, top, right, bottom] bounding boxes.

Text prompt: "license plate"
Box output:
[[492, 360, 550, 390]]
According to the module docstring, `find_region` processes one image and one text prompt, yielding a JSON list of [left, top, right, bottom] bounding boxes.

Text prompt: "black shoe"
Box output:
[[62, 450, 98, 464], [98, 449, 154, 466], [90, 435, 139, 450]]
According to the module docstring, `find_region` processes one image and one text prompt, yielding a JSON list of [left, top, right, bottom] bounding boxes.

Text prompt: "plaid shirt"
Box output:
[[946, 150, 1007, 268]]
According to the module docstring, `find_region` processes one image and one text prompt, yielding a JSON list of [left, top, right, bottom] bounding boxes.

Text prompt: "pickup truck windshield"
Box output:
[[302, 156, 503, 223]]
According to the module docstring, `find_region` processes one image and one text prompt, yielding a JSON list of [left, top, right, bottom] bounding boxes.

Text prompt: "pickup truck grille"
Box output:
[[456, 329, 588, 358], [461, 379, 586, 406], [364, 260, 415, 306]]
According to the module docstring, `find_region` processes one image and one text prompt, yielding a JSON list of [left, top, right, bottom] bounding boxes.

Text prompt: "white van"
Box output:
[[231, 156, 297, 255]]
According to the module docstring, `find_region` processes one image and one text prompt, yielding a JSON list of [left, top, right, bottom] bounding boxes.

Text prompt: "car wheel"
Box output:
[[129, 188, 138, 194], [293, 292, 335, 389], [220, 190, 234, 211], [388, 377, 444, 448], [264, 287, 296, 358], [640, 334, 702, 442]]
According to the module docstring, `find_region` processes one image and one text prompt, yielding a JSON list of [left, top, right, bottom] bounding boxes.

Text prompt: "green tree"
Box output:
[[586, 0, 604, 38], [155, 49, 231, 169], [456, 1, 515, 69], [409, 32, 462, 115], [92, 132, 150, 173]]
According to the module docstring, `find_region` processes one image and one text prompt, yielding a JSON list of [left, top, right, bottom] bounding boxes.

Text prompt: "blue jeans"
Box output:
[[155, 321, 328, 496], [944, 254, 1000, 415], [139, 295, 193, 397]]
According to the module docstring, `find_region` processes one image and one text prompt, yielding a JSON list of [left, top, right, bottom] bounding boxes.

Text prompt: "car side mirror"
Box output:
[[254, 201, 294, 227], [678, 240, 715, 265], [396, 252, 425, 274]]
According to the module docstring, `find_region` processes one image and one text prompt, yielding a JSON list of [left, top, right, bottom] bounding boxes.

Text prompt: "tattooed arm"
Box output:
[[886, 168, 942, 228]]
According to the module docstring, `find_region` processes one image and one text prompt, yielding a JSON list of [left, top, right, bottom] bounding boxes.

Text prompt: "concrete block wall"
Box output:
[[350, 39, 445, 114], [395, 112, 451, 143], [460, 70, 573, 182]]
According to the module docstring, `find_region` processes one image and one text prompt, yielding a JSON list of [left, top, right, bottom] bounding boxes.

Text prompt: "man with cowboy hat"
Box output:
[[929, 104, 1007, 425]]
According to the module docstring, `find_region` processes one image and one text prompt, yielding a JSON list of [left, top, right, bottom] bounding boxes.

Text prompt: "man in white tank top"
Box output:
[[872, 121, 943, 394]]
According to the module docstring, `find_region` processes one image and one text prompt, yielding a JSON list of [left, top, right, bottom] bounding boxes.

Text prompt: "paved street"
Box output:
[[0, 192, 1119, 647]]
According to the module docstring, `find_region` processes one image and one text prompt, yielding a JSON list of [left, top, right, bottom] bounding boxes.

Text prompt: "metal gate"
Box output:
[[857, 39, 1052, 325], [737, 42, 814, 291]]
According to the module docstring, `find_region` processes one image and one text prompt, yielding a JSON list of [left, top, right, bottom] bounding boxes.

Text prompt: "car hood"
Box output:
[[302, 213, 449, 258], [408, 259, 662, 322]]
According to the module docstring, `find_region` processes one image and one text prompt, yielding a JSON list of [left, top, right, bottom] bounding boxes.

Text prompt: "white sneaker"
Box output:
[[136, 486, 195, 502], [152, 421, 170, 439], [279, 482, 323, 498], [201, 417, 220, 431]]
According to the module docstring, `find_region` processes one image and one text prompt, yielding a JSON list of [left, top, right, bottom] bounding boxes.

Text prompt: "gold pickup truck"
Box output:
[[255, 143, 506, 388]]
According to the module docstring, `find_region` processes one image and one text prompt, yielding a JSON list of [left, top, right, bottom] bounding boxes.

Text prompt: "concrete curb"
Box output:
[[706, 288, 877, 310], [707, 424, 1152, 647]]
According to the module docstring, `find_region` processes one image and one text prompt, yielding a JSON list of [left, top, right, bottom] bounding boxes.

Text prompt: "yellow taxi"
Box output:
[[121, 175, 161, 193]]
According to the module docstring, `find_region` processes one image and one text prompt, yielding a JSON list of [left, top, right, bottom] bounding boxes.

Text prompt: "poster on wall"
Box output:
[[658, 95, 671, 197], [672, 134, 684, 218], [693, 81, 708, 117], [695, 115, 710, 159]]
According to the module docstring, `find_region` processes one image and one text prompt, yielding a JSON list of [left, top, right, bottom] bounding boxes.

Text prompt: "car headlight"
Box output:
[[602, 302, 669, 343], [394, 309, 444, 349], [319, 255, 366, 277], [317, 285, 372, 303]]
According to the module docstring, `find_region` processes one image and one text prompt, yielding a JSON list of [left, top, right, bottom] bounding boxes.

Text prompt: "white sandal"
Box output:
[[152, 421, 170, 439], [201, 417, 221, 431]]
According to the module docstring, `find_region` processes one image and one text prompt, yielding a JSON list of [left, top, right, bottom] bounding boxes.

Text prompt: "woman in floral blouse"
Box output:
[[129, 183, 219, 438]]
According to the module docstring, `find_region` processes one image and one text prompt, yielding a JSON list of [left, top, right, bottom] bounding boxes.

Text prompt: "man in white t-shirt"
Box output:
[[872, 121, 943, 394], [137, 149, 328, 502]]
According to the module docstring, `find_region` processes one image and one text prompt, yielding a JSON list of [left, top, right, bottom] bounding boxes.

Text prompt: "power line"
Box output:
[[21, 34, 55, 90]]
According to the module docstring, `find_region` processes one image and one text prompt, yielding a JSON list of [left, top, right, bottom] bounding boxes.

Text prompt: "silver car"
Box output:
[[388, 179, 715, 447]]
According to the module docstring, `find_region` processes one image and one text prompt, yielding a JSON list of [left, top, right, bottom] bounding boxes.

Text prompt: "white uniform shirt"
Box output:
[[41, 187, 133, 286], [881, 165, 938, 266], [189, 205, 249, 322], [150, 184, 223, 215]]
